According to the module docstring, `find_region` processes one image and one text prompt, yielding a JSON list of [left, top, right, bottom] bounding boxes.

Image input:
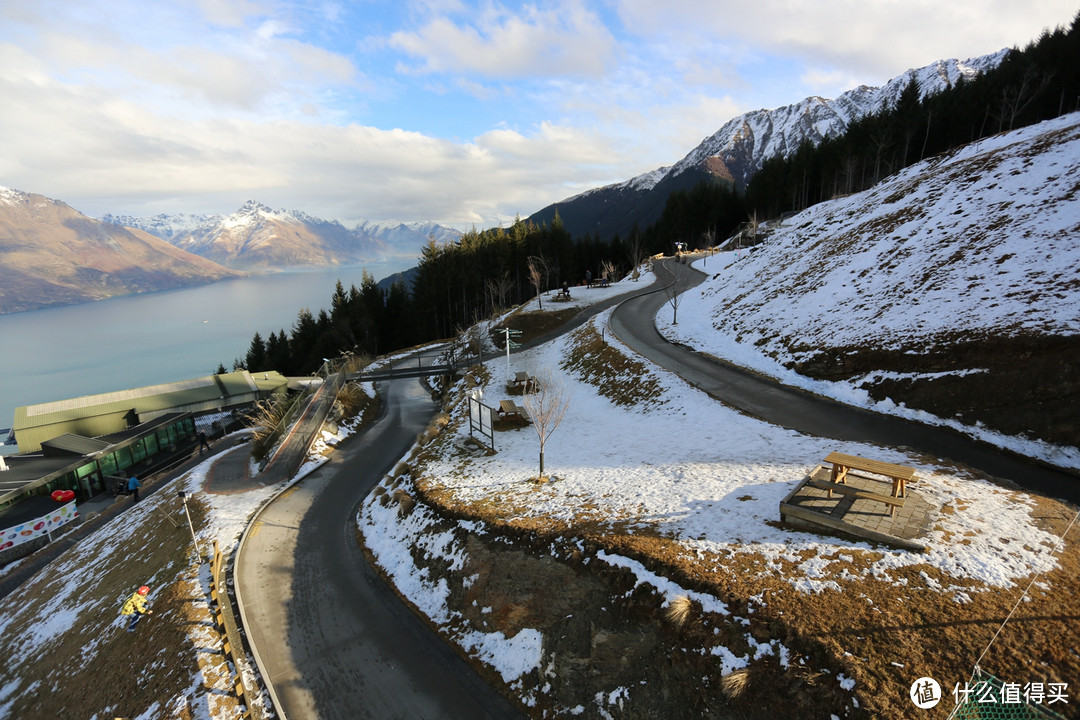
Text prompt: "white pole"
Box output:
[[179, 492, 202, 559], [505, 328, 511, 375]]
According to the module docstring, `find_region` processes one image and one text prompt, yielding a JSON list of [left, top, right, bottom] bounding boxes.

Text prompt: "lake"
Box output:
[[0, 261, 412, 441]]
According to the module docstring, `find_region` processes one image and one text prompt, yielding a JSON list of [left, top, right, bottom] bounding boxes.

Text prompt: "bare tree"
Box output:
[[626, 232, 649, 279], [520, 369, 572, 480], [665, 277, 683, 325], [527, 255, 547, 310], [485, 271, 513, 314]]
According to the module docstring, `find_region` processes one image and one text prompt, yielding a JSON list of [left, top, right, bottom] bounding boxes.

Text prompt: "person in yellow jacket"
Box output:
[[121, 585, 153, 632]]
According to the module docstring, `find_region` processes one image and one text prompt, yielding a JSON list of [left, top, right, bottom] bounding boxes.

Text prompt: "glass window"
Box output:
[[131, 440, 146, 463], [76, 462, 97, 478], [99, 453, 118, 476], [144, 434, 158, 456], [115, 447, 133, 470]]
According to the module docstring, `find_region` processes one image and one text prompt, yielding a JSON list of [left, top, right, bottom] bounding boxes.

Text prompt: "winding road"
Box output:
[[234, 377, 525, 720], [609, 258, 1080, 503], [235, 256, 1078, 720]]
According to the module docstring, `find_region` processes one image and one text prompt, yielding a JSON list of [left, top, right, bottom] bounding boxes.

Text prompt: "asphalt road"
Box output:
[[610, 258, 1080, 504], [234, 377, 526, 720]]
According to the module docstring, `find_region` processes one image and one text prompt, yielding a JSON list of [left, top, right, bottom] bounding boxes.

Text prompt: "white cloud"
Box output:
[[389, 1, 618, 78], [613, 0, 1077, 82]]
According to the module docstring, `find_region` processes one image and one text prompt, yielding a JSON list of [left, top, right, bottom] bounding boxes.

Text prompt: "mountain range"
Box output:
[[528, 50, 1009, 239], [0, 187, 241, 314], [103, 203, 461, 272]]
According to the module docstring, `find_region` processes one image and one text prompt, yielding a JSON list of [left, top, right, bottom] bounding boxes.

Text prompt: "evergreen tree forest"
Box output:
[[233, 12, 1079, 377], [745, 13, 1080, 217]]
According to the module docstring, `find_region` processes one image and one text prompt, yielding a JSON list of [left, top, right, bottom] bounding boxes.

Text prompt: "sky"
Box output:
[[0, 0, 1075, 229]]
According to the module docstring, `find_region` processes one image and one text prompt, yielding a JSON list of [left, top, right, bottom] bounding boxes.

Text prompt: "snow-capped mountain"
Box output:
[[655, 50, 1009, 191], [0, 187, 239, 314], [531, 50, 1008, 238], [105, 203, 461, 271]]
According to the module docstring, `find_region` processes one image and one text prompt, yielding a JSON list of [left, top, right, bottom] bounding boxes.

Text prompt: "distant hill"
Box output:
[[530, 51, 1007, 240], [105, 204, 461, 271], [665, 112, 1080, 452], [0, 187, 240, 314]]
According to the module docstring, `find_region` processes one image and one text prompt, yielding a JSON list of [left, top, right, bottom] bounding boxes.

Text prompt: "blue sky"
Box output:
[[0, 0, 1075, 228]]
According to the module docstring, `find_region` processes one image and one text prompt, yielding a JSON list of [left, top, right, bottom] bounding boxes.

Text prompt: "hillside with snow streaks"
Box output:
[[661, 113, 1080, 460]]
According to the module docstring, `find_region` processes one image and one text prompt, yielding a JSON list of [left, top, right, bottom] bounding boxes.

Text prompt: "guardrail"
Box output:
[[210, 539, 264, 720]]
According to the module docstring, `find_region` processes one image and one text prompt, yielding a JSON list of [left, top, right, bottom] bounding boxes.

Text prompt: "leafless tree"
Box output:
[[485, 271, 513, 314], [520, 369, 572, 480], [599, 259, 617, 284], [626, 232, 649, 279], [665, 278, 683, 325], [527, 255, 548, 310]]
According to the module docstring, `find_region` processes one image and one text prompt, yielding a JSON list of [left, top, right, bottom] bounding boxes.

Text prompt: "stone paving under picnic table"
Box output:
[[780, 465, 936, 551]]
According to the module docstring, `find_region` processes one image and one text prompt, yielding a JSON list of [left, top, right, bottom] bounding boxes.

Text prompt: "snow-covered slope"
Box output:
[[660, 112, 1080, 463]]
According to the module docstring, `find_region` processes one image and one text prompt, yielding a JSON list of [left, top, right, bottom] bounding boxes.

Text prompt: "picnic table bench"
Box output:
[[806, 476, 906, 517], [825, 452, 915, 499], [806, 452, 917, 518], [499, 399, 528, 419], [513, 372, 536, 392]]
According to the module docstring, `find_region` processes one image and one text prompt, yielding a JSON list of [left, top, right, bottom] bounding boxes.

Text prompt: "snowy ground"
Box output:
[[357, 276, 1070, 714]]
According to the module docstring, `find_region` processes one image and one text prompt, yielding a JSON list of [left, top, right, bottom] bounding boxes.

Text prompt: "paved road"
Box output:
[[235, 377, 526, 720], [610, 258, 1080, 504]]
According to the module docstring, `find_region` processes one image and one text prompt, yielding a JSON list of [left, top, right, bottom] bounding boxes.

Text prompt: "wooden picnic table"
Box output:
[[824, 452, 916, 499], [499, 399, 528, 419]]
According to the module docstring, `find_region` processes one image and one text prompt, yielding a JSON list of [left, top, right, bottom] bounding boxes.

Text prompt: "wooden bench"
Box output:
[[806, 476, 906, 517], [499, 400, 528, 419], [824, 452, 915, 499]]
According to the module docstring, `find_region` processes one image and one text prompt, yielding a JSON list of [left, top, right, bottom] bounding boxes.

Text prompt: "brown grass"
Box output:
[[561, 323, 665, 408], [489, 307, 579, 345], [0, 494, 245, 720]]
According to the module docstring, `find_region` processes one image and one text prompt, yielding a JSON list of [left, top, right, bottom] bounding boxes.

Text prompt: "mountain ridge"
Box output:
[[0, 187, 241, 314], [530, 50, 1009, 239], [103, 204, 462, 272]]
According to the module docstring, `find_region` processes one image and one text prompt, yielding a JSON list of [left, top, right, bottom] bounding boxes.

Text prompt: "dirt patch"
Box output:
[[792, 332, 1080, 448], [491, 308, 581, 346]]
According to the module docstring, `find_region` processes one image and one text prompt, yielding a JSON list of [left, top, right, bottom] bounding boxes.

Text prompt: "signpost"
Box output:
[[498, 327, 522, 375]]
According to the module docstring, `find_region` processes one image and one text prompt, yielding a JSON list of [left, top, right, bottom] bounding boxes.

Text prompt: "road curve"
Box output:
[[610, 258, 1080, 503], [235, 377, 526, 720]]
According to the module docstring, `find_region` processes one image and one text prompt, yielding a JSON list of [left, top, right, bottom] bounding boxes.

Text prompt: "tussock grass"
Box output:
[[246, 392, 300, 462], [720, 668, 750, 699], [561, 323, 665, 408], [664, 594, 694, 628]]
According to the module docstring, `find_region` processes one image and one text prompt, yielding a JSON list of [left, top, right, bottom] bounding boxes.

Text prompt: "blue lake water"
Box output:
[[0, 261, 410, 436]]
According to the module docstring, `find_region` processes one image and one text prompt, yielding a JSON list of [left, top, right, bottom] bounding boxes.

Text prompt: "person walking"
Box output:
[[198, 431, 211, 455], [127, 475, 142, 502], [120, 585, 153, 632]]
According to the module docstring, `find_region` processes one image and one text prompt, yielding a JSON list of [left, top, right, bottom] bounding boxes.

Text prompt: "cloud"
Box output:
[[0, 40, 620, 227], [389, 1, 618, 79], [613, 0, 1077, 81]]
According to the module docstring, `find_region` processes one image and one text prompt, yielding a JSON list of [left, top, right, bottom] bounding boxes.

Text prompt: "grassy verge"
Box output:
[[0, 492, 246, 720]]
